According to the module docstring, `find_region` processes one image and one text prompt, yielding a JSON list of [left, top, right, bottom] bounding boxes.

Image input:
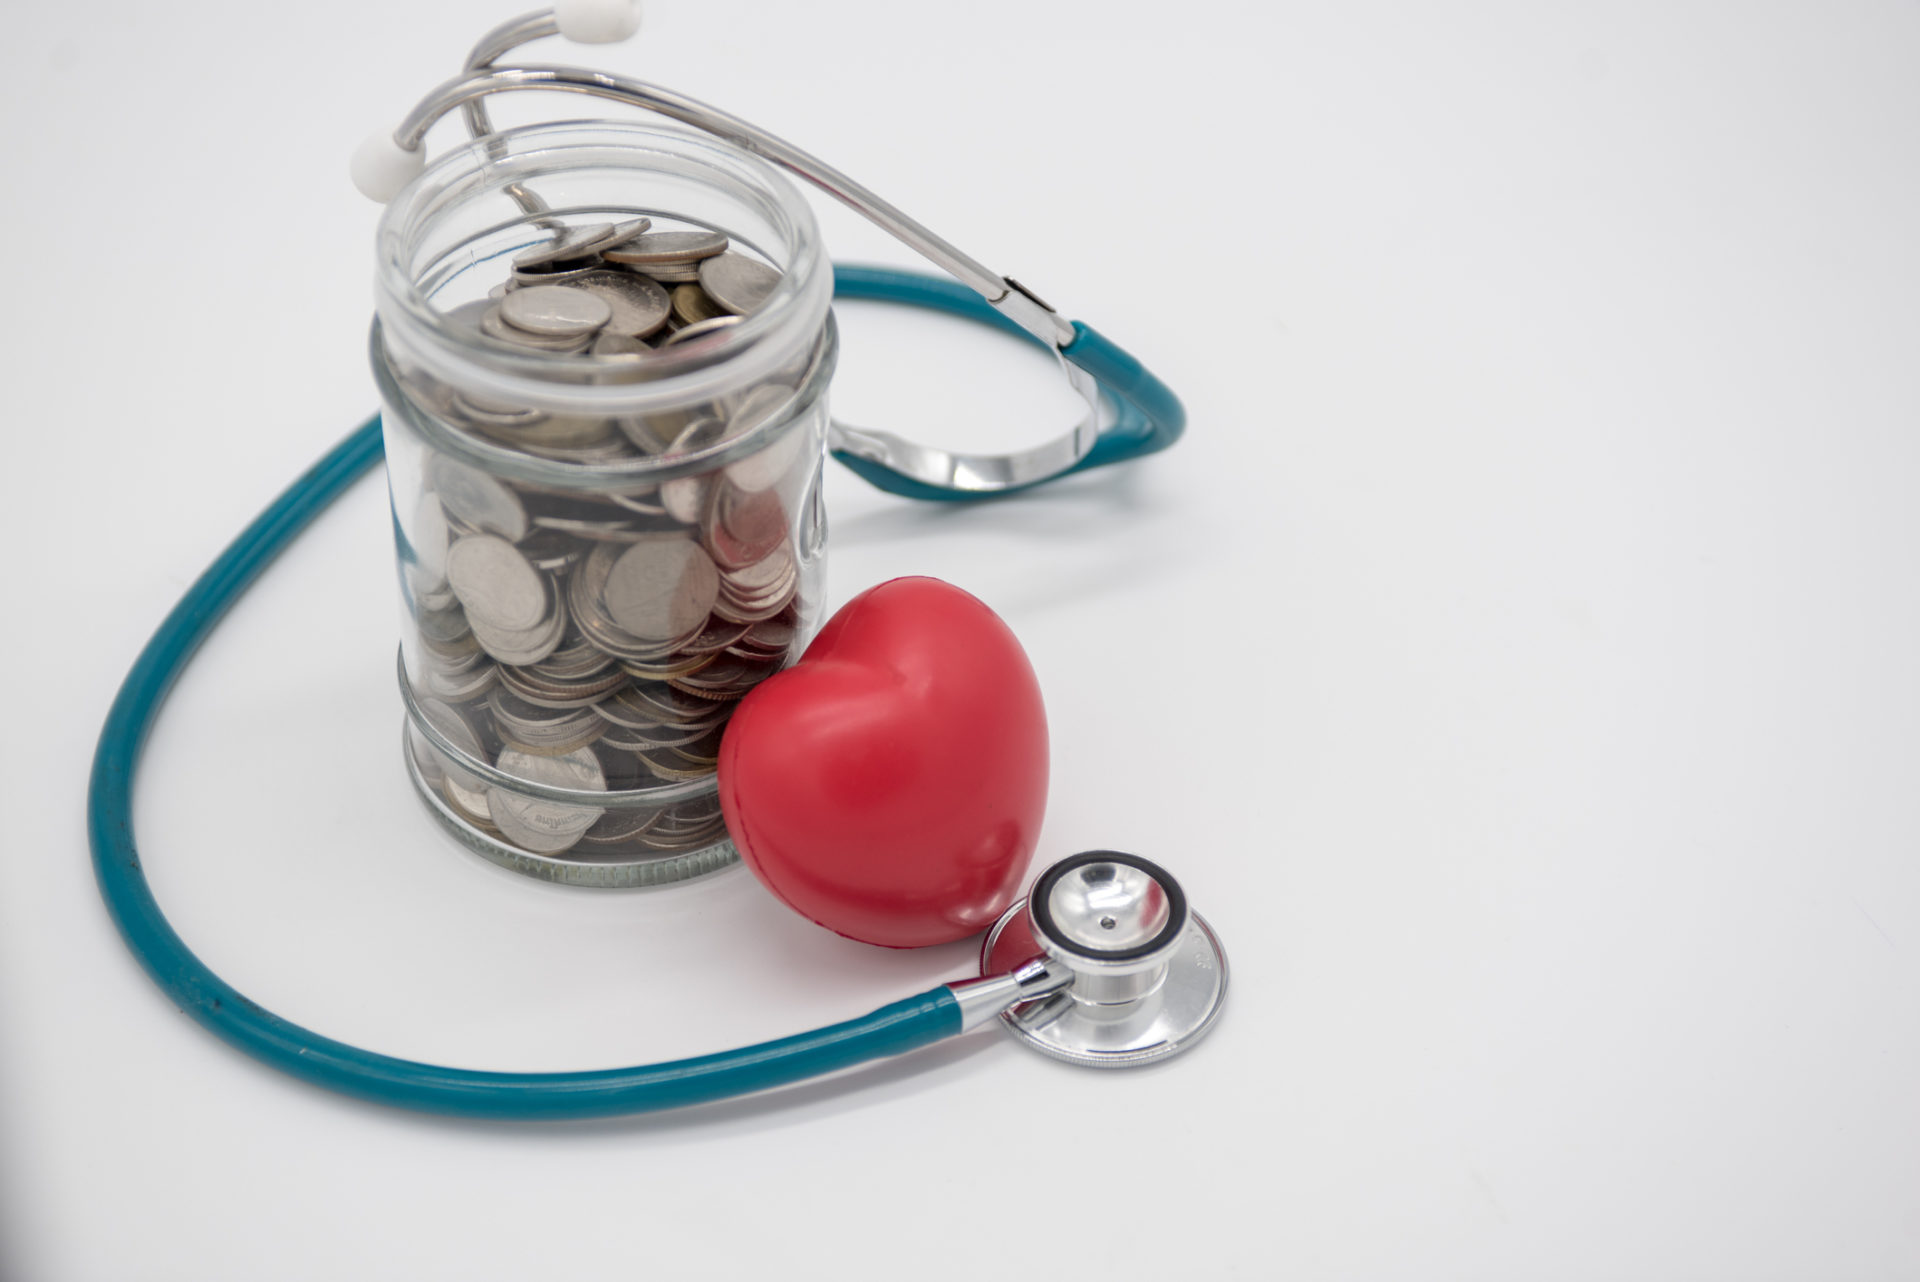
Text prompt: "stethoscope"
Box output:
[[87, 0, 1227, 1120]]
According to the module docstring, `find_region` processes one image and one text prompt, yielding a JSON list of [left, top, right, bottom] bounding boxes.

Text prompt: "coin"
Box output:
[[602, 537, 719, 641], [489, 691, 605, 754], [480, 305, 591, 353], [447, 389, 548, 429], [489, 747, 607, 853], [568, 269, 671, 338], [578, 805, 661, 846], [592, 332, 649, 358], [706, 483, 787, 569], [659, 315, 744, 348], [601, 229, 728, 269], [512, 223, 619, 271], [501, 285, 614, 337], [467, 593, 566, 666], [509, 261, 600, 288], [671, 282, 724, 326], [601, 215, 654, 251], [416, 696, 491, 818], [446, 535, 548, 630], [697, 252, 782, 315], [427, 454, 529, 541]]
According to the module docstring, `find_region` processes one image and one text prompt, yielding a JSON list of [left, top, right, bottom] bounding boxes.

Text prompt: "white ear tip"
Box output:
[[554, 0, 640, 43], [351, 131, 426, 203]]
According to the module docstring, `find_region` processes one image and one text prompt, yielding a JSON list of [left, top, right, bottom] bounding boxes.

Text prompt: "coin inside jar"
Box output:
[[601, 229, 729, 271], [697, 252, 782, 315], [446, 535, 549, 631], [426, 454, 528, 541], [602, 537, 720, 641], [501, 285, 615, 337], [391, 205, 820, 872], [568, 269, 672, 338], [488, 747, 607, 854], [511, 222, 619, 271]]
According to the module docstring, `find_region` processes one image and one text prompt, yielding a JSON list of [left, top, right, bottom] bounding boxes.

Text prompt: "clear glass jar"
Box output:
[[372, 120, 834, 887]]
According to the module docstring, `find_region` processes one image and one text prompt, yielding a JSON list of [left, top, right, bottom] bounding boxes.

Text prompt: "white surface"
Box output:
[[4, 2, 1919, 1278]]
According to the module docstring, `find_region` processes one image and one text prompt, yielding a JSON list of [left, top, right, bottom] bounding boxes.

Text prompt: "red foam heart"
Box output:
[[718, 576, 1049, 948]]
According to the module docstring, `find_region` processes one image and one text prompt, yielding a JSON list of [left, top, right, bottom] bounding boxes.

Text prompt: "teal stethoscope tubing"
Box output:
[[86, 266, 1184, 1120]]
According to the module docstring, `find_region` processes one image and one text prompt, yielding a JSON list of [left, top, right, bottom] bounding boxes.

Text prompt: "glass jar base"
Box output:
[[401, 728, 741, 888]]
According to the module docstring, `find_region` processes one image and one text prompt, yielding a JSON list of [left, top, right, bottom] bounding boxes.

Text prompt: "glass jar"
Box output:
[[371, 120, 834, 887]]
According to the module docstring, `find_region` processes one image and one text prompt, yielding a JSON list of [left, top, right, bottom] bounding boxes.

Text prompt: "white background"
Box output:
[[3, 1, 1918, 1278]]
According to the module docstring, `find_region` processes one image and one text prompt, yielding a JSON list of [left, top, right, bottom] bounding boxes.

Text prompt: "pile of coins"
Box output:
[[392, 215, 820, 867]]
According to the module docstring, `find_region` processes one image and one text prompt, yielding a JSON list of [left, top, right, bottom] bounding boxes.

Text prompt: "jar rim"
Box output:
[[374, 119, 832, 417]]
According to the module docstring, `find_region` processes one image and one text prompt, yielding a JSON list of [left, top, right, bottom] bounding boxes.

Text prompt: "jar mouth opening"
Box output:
[[374, 119, 831, 415]]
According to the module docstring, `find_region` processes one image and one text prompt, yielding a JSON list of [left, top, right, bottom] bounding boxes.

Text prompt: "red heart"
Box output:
[[718, 576, 1049, 948]]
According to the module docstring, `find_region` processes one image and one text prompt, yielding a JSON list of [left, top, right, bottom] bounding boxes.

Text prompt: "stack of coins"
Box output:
[[392, 215, 820, 869]]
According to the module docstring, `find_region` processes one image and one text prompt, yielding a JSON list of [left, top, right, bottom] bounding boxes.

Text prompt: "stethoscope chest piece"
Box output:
[[980, 851, 1229, 1069]]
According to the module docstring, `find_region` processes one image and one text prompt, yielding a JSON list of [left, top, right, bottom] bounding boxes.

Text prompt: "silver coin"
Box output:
[[446, 535, 549, 631], [697, 252, 782, 315], [423, 659, 499, 702], [512, 223, 618, 271], [723, 539, 797, 596], [467, 592, 567, 666], [480, 305, 592, 353], [500, 285, 614, 338], [490, 689, 602, 740], [639, 262, 705, 285], [498, 662, 626, 709], [659, 314, 744, 348], [415, 601, 471, 644], [602, 537, 719, 642], [713, 577, 797, 625], [591, 332, 650, 358], [618, 650, 719, 681], [734, 616, 797, 655], [601, 229, 729, 269], [489, 747, 607, 854], [426, 454, 528, 541], [516, 528, 585, 574], [604, 680, 732, 729], [608, 490, 668, 517], [447, 389, 547, 429], [601, 215, 654, 251], [532, 641, 616, 684], [578, 806, 661, 846], [566, 544, 662, 661], [568, 269, 671, 338], [510, 262, 599, 288]]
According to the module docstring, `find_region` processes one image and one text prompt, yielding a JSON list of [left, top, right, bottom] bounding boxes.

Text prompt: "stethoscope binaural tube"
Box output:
[[86, 271, 1222, 1121]]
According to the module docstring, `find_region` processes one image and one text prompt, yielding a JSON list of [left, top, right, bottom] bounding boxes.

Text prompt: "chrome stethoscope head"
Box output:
[[962, 852, 1230, 1069]]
